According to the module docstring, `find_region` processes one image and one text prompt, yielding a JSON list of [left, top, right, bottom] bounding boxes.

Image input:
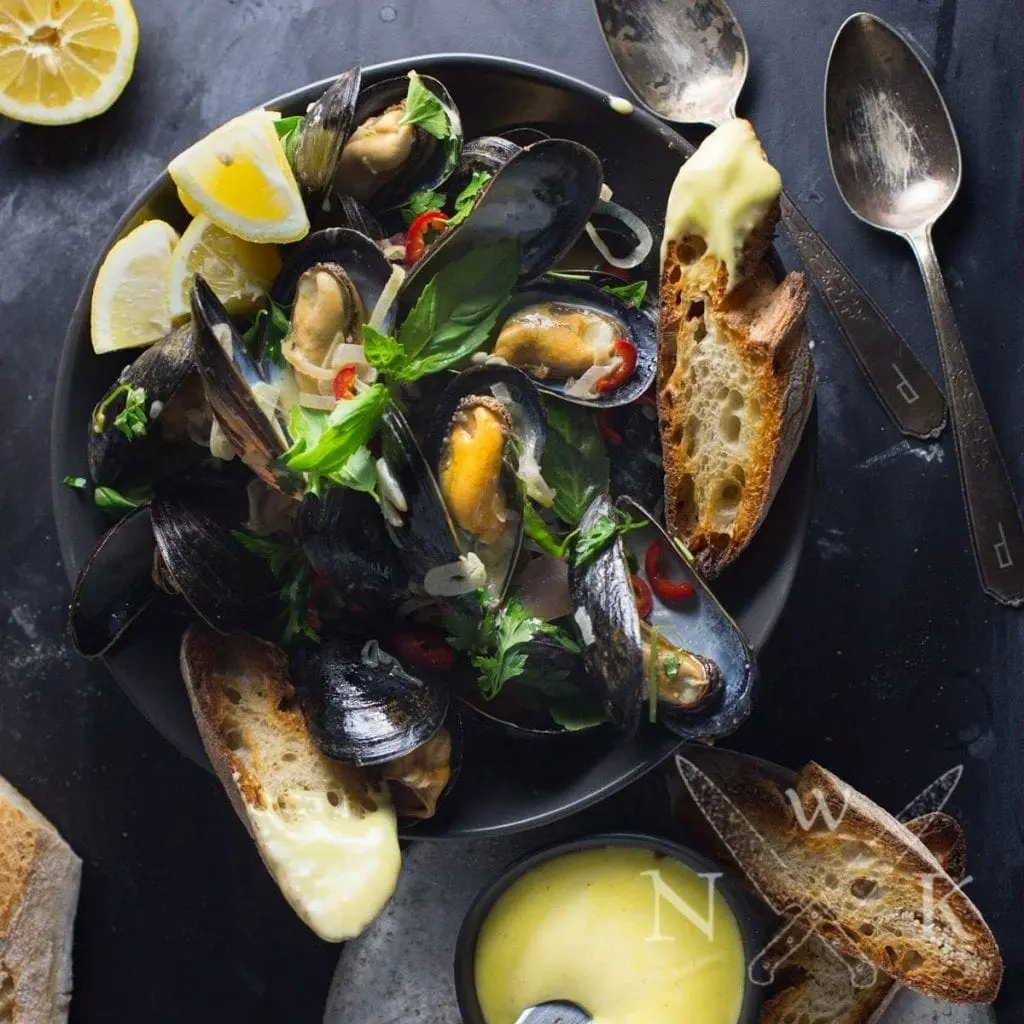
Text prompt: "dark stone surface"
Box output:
[[0, 0, 1020, 1021]]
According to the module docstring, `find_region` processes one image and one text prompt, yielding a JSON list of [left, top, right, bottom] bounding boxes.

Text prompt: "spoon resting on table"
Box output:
[[592, 0, 947, 441], [825, 13, 1024, 607]]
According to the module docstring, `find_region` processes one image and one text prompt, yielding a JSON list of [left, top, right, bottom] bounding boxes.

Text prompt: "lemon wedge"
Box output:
[[169, 214, 282, 323], [0, 0, 139, 126], [168, 109, 309, 244], [91, 219, 178, 355], [177, 187, 200, 217]]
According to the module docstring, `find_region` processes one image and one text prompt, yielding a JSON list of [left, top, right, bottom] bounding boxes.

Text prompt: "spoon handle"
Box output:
[[778, 193, 947, 440], [908, 228, 1024, 606]]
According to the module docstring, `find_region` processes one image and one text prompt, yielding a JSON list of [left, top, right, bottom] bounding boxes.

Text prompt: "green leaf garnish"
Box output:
[[446, 171, 491, 228], [399, 70, 451, 139], [274, 115, 303, 165], [603, 279, 648, 308], [647, 625, 661, 723], [279, 562, 319, 645], [571, 510, 646, 570], [92, 384, 149, 440], [541, 402, 609, 527], [662, 652, 680, 681], [229, 530, 295, 579], [282, 384, 389, 492], [93, 485, 152, 514], [402, 187, 446, 224], [365, 242, 519, 384], [522, 500, 573, 558], [242, 297, 291, 366], [63, 476, 87, 489]]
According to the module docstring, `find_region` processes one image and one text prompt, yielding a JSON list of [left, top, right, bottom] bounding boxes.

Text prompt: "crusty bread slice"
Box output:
[[672, 751, 1002, 1004], [180, 624, 401, 942], [657, 122, 815, 577], [0, 776, 81, 1024], [759, 813, 967, 1024]]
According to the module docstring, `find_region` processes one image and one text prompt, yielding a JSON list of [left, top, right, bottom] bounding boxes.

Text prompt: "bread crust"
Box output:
[[0, 778, 81, 1024], [657, 129, 815, 578], [670, 750, 1002, 1005]]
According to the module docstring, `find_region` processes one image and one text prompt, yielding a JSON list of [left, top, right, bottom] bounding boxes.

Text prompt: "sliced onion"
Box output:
[[282, 338, 337, 381], [376, 457, 407, 514], [599, 182, 614, 202], [331, 343, 369, 368], [298, 391, 337, 411], [517, 445, 556, 506], [423, 553, 487, 597], [565, 363, 611, 399], [209, 416, 236, 461], [584, 199, 653, 270], [369, 262, 406, 331]]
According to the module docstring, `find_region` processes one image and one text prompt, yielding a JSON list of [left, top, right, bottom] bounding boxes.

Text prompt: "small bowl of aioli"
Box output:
[[454, 833, 765, 1024]]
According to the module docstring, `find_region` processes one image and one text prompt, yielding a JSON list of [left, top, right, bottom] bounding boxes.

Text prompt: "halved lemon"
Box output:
[[168, 109, 309, 245], [176, 187, 200, 217], [168, 214, 282, 323], [91, 219, 178, 354], [0, 0, 139, 126]]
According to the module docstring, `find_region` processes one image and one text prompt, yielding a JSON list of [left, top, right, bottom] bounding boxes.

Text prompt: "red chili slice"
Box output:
[[405, 210, 449, 264], [333, 363, 358, 400], [632, 574, 653, 620], [596, 338, 638, 394], [644, 539, 696, 603], [388, 624, 456, 672], [596, 409, 623, 446]]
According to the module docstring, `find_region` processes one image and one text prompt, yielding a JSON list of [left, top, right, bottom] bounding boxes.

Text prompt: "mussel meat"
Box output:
[[490, 280, 657, 407], [334, 72, 462, 209], [289, 633, 449, 766], [88, 325, 198, 485], [380, 721, 458, 820]]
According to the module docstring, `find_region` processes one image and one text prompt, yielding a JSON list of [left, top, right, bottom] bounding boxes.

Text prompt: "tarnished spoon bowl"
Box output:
[[594, 0, 747, 125], [825, 12, 961, 233]]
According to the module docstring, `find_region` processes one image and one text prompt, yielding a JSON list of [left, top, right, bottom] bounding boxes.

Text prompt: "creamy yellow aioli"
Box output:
[[248, 787, 401, 942], [661, 118, 782, 285], [474, 847, 745, 1024], [608, 95, 634, 115]]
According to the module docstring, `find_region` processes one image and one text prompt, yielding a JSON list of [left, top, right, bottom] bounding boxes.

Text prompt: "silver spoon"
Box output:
[[826, 12, 1024, 606], [515, 1001, 591, 1024], [593, 0, 946, 440]]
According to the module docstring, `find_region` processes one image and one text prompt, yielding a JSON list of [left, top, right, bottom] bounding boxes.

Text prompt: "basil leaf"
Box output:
[[446, 171, 491, 228], [336, 444, 377, 494], [243, 298, 291, 366], [541, 403, 609, 526], [63, 476, 87, 489], [395, 241, 519, 381], [361, 323, 406, 375], [229, 530, 295, 579], [523, 501, 572, 558], [548, 700, 609, 732], [273, 115, 303, 139], [94, 485, 152, 514], [283, 384, 389, 479], [399, 70, 451, 139], [602, 279, 648, 308], [280, 562, 319, 645], [403, 187, 446, 224]]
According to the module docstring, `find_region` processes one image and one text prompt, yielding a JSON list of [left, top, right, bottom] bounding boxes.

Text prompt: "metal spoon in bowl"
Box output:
[[592, 0, 947, 441], [515, 1001, 591, 1024], [825, 12, 1024, 606]]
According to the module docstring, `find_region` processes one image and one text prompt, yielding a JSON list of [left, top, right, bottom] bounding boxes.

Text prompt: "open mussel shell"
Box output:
[[568, 493, 645, 734], [69, 504, 157, 658], [378, 405, 464, 594], [617, 496, 758, 739], [299, 487, 408, 612], [489, 279, 657, 408], [459, 135, 521, 175], [334, 72, 462, 211], [151, 497, 278, 633], [289, 633, 450, 767], [190, 275, 295, 492], [292, 65, 361, 208], [399, 139, 604, 307], [88, 325, 197, 485], [333, 195, 386, 240], [382, 708, 463, 822]]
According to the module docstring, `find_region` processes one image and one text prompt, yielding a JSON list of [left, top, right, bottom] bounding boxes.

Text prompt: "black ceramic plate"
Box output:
[[51, 54, 816, 838]]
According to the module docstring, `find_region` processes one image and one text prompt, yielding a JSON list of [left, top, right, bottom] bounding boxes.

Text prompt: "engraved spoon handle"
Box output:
[[908, 227, 1024, 606], [778, 192, 947, 440]]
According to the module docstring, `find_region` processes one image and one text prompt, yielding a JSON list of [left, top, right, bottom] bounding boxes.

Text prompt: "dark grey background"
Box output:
[[1, 0, 1020, 1020]]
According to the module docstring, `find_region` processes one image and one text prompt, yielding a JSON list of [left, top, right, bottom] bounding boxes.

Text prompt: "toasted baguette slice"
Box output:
[[0, 777, 82, 1024], [759, 812, 967, 1024], [180, 624, 401, 942], [672, 751, 1002, 1003], [657, 119, 814, 577]]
